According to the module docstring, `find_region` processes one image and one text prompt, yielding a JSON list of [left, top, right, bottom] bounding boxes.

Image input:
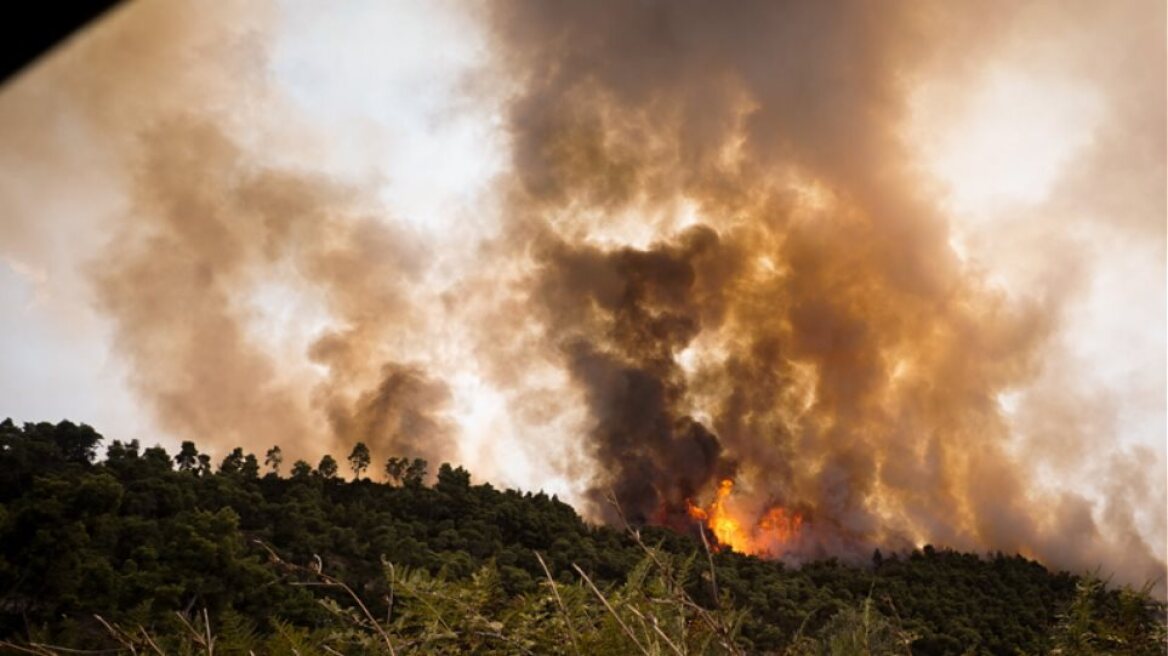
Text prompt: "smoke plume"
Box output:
[[0, 0, 1162, 592], [485, 0, 1166, 586], [0, 1, 456, 469]]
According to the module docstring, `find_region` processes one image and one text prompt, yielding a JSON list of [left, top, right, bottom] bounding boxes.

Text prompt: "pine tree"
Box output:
[[318, 454, 338, 479], [348, 442, 371, 480], [175, 440, 199, 471], [264, 446, 283, 476]]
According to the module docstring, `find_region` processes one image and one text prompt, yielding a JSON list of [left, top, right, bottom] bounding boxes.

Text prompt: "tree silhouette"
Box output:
[[175, 440, 199, 472], [49, 420, 101, 463], [220, 447, 245, 475], [386, 456, 427, 487], [436, 463, 471, 493], [290, 459, 312, 479], [318, 454, 338, 479], [348, 442, 371, 480], [385, 456, 407, 485], [264, 445, 283, 475], [242, 453, 260, 479]]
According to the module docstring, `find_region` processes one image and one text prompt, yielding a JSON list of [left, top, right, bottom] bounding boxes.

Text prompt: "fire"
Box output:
[[686, 479, 803, 556]]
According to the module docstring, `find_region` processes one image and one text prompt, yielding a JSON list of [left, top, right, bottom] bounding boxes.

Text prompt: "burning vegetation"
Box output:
[[687, 479, 806, 557]]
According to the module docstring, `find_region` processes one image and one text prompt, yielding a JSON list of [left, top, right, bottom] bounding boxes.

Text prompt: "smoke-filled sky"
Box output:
[[0, 1, 1164, 591]]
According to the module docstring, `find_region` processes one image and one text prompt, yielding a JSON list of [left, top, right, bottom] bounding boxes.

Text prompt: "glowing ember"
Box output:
[[686, 479, 803, 556]]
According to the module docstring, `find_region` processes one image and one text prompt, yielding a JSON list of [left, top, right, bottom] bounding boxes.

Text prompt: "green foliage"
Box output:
[[1050, 575, 1167, 655], [0, 420, 1163, 655], [784, 595, 917, 655]]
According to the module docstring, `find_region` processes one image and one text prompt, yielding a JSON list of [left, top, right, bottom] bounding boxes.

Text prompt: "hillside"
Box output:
[[0, 420, 1163, 654]]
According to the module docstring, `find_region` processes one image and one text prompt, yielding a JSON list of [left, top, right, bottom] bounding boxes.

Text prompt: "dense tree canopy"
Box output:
[[0, 420, 1162, 654]]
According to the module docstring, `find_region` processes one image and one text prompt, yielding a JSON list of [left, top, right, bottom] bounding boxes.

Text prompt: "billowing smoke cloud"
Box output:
[[0, 0, 1162, 593], [0, 1, 456, 469], [527, 225, 735, 524], [95, 116, 454, 466], [485, 0, 1166, 588]]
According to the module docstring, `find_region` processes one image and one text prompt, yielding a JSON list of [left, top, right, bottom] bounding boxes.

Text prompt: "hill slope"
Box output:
[[0, 420, 1163, 654]]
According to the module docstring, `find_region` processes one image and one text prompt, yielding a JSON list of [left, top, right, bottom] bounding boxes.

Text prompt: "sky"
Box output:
[[0, 0, 1164, 589]]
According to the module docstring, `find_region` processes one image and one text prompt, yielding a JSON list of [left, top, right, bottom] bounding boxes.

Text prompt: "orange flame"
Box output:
[[686, 479, 803, 555]]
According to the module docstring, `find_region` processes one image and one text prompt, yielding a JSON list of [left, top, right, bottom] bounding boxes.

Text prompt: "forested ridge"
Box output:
[[0, 420, 1163, 655]]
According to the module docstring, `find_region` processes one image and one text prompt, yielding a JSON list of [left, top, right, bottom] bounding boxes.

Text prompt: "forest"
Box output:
[[0, 419, 1163, 655]]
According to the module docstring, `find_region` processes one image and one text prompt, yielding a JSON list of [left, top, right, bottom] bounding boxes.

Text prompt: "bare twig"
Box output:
[[786, 604, 823, 652], [880, 593, 917, 654], [628, 604, 685, 656], [174, 610, 213, 656], [604, 491, 746, 656], [697, 523, 720, 606], [135, 628, 165, 656], [0, 642, 58, 655], [572, 563, 651, 656], [382, 556, 396, 625], [404, 586, 456, 637], [604, 491, 675, 588], [534, 550, 582, 656], [0, 641, 125, 656], [92, 615, 140, 656], [255, 540, 397, 656], [202, 608, 214, 656]]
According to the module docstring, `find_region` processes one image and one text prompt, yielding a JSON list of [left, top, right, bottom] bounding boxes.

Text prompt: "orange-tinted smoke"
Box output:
[[0, 0, 1160, 596], [0, 1, 457, 470], [486, 0, 1166, 590], [93, 116, 456, 469]]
